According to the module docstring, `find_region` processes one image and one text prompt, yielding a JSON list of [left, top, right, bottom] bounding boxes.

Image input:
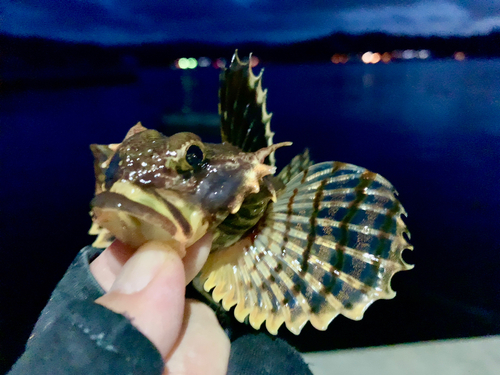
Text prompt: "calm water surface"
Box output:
[[1, 59, 499, 365]]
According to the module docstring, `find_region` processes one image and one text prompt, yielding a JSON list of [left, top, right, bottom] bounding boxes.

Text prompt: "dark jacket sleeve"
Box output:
[[8, 246, 164, 375], [228, 334, 313, 375], [9, 246, 312, 375]]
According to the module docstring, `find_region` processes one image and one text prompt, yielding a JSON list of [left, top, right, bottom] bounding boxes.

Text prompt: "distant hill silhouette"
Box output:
[[2, 31, 500, 90]]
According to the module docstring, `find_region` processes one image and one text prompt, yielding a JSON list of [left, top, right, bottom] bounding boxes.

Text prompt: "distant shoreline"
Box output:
[[2, 31, 500, 92], [2, 31, 500, 66]]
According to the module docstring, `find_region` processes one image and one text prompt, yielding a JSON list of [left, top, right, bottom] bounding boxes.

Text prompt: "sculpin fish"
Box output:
[[89, 51, 413, 335]]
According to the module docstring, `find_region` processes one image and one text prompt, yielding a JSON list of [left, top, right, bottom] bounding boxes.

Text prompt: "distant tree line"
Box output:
[[2, 31, 500, 70]]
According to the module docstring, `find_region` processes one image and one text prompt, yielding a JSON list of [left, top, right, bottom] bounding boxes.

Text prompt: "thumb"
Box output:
[[95, 241, 186, 358]]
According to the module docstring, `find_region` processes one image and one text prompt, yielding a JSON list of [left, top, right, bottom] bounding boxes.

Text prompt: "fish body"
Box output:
[[90, 52, 413, 335]]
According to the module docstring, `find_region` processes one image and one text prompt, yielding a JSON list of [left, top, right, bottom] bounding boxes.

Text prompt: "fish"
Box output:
[[89, 51, 413, 335]]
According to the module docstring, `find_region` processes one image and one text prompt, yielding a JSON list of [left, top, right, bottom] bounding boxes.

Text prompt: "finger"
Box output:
[[89, 240, 136, 291], [182, 233, 213, 284], [95, 241, 186, 357], [91, 233, 213, 291], [164, 299, 230, 375]]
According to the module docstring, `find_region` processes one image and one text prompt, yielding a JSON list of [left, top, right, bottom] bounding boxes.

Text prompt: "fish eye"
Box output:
[[104, 152, 121, 189], [186, 144, 204, 168]]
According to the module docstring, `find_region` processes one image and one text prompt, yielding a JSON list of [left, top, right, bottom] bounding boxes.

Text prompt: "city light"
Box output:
[[362, 51, 374, 64], [402, 49, 417, 59], [213, 58, 227, 69], [198, 57, 211, 67], [392, 50, 403, 59], [418, 50, 430, 59], [386, 49, 430, 61], [361, 51, 382, 64], [454, 51, 466, 61], [331, 54, 349, 64], [381, 52, 392, 63], [175, 57, 199, 69], [177, 58, 189, 69], [187, 57, 198, 69], [250, 55, 260, 68]]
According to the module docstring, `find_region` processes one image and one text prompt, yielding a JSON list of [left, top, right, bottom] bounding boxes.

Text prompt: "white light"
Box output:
[[361, 51, 373, 64], [198, 57, 211, 67], [418, 50, 430, 59], [402, 50, 416, 59]]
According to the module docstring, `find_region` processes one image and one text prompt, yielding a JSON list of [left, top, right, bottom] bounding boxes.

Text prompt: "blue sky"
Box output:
[[1, 0, 500, 44]]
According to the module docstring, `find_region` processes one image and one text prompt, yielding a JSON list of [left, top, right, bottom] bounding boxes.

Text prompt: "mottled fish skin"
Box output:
[[90, 122, 289, 250], [89, 51, 413, 335]]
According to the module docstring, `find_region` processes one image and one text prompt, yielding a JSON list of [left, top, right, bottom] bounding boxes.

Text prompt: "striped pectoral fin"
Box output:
[[199, 161, 413, 335]]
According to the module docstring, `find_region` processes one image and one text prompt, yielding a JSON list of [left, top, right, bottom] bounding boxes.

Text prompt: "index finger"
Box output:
[[90, 233, 213, 291]]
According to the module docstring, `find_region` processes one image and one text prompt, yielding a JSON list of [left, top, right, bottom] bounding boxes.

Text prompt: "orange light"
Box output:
[[332, 54, 349, 64], [371, 52, 381, 64], [339, 54, 349, 64], [381, 52, 391, 63], [454, 52, 465, 61]]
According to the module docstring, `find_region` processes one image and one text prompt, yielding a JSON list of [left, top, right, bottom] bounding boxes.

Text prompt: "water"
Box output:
[[1, 59, 499, 365]]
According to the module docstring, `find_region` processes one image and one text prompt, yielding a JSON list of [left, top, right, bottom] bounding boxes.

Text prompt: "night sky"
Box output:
[[1, 0, 500, 45]]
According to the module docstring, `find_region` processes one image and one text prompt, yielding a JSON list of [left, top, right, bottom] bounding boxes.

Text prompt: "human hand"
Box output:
[[89, 235, 230, 375]]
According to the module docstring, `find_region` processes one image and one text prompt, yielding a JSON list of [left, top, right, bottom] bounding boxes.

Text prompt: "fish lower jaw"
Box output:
[[91, 181, 209, 254], [92, 205, 186, 256]]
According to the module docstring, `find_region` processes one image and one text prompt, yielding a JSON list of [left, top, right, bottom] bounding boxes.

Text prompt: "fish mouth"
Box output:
[[91, 181, 208, 254]]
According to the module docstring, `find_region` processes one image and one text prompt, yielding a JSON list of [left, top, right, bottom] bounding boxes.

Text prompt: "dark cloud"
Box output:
[[457, 0, 500, 17], [1, 0, 499, 44]]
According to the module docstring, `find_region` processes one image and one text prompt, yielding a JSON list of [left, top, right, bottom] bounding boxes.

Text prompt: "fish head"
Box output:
[[90, 123, 289, 253]]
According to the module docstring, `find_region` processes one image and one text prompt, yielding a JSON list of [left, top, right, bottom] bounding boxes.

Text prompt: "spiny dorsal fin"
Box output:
[[219, 50, 275, 166]]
